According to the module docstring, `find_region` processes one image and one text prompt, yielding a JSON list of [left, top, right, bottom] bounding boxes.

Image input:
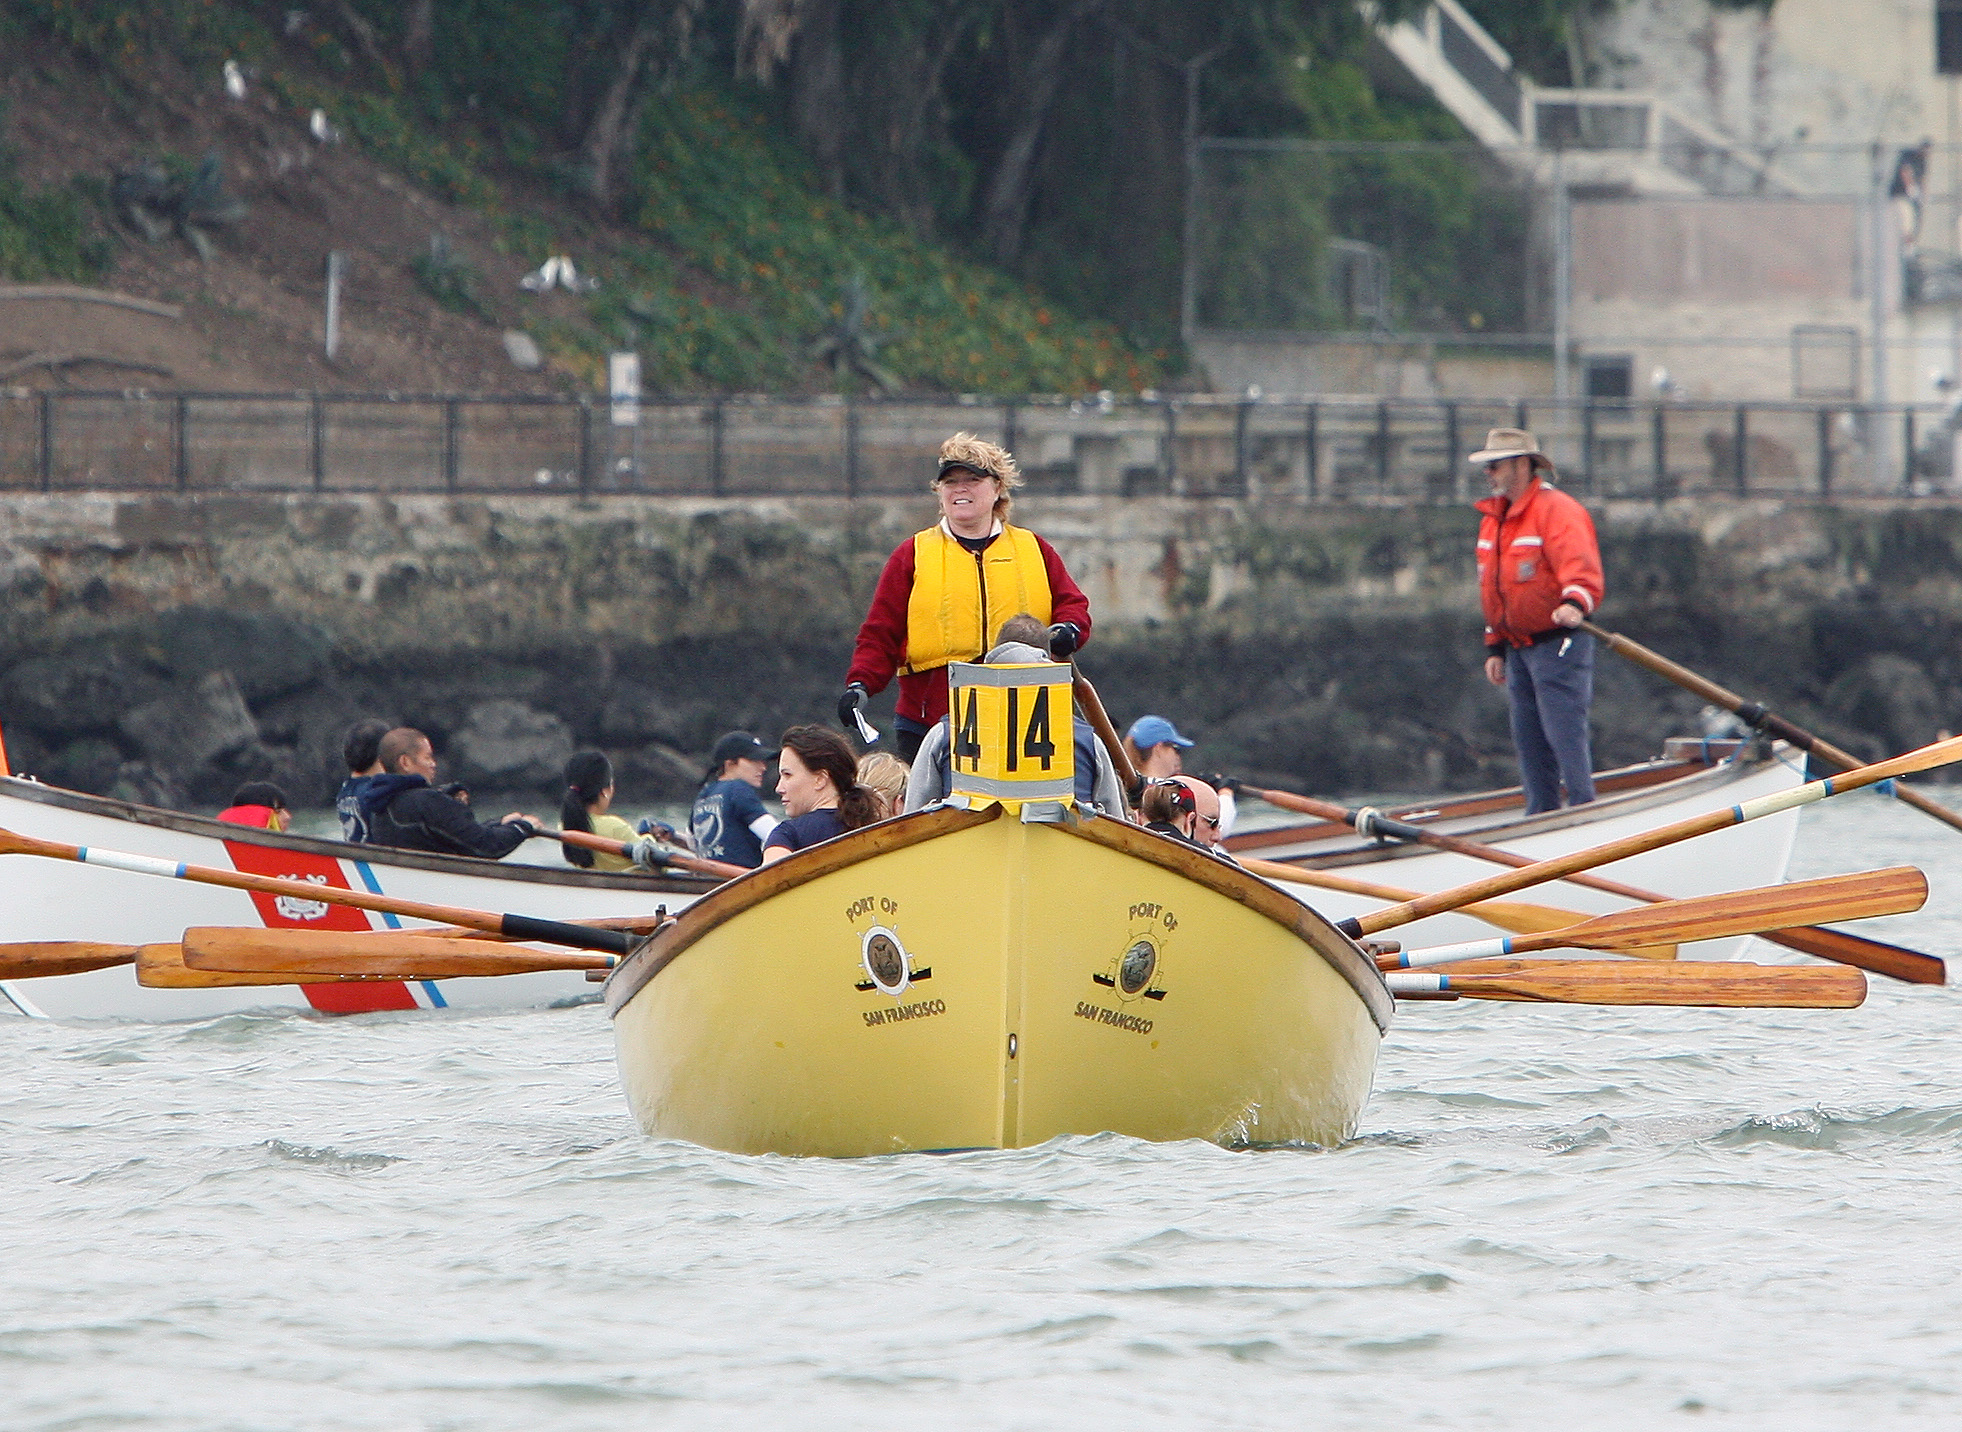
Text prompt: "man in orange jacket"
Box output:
[[1470, 428, 1605, 813]]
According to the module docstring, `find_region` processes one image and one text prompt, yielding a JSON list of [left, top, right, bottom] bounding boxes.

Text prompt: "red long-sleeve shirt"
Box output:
[[846, 528, 1092, 728]]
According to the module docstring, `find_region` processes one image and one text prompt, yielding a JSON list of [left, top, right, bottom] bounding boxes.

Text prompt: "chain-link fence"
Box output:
[[5, 387, 1960, 501], [1186, 137, 1962, 412]]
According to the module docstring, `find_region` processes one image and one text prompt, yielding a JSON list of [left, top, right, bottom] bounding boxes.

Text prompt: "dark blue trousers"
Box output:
[[1505, 634, 1596, 814]]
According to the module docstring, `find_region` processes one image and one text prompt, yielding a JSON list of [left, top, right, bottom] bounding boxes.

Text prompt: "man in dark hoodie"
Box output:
[[335, 719, 390, 842], [360, 727, 542, 859]]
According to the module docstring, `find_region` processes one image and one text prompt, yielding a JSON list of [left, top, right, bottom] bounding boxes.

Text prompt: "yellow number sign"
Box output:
[[947, 661, 1075, 807]]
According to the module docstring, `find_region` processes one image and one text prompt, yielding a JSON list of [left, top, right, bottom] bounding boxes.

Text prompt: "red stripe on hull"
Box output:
[[221, 837, 420, 1013], [300, 980, 421, 1013]]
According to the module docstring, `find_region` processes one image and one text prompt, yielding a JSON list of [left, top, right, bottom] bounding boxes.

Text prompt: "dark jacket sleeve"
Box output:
[[845, 540, 918, 695], [383, 788, 532, 859], [1035, 535, 1091, 646]]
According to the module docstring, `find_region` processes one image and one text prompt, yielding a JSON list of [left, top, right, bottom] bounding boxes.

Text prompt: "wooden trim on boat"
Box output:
[[0, 775, 714, 894], [1054, 816, 1395, 1035], [603, 804, 1001, 1014], [1223, 753, 1721, 855], [1296, 746, 1790, 871]]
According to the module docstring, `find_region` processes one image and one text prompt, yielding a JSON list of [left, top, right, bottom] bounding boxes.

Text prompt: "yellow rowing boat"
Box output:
[[604, 660, 1390, 1157]]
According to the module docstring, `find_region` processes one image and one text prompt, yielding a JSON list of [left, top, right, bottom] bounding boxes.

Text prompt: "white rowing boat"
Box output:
[[1225, 737, 1807, 957], [0, 776, 710, 1020]]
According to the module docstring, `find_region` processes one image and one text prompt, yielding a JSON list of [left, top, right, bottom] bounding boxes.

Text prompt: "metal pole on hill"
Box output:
[[324, 252, 346, 361]]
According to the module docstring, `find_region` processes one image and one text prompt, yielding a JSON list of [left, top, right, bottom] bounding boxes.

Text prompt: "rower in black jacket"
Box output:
[[358, 727, 542, 859]]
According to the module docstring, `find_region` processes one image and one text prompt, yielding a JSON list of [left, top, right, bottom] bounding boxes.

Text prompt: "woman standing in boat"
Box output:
[[761, 726, 880, 865], [839, 433, 1092, 762]]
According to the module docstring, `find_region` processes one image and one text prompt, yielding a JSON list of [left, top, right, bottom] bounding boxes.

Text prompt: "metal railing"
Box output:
[[2, 387, 1958, 502]]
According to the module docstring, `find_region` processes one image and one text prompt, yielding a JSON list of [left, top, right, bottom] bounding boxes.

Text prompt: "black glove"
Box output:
[[1206, 772, 1242, 794], [837, 682, 868, 730], [1046, 622, 1082, 660], [509, 818, 539, 838]]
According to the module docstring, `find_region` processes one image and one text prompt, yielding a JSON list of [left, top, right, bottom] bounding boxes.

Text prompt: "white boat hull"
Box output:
[[0, 778, 708, 1021]]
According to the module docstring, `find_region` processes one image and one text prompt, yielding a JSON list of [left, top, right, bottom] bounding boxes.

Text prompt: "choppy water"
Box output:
[[5, 796, 1961, 1430]]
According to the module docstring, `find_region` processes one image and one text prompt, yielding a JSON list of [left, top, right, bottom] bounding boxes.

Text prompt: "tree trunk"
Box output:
[[976, 0, 1107, 266], [404, 0, 436, 80], [577, 2, 701, 212], [789, 0, 847, 200]]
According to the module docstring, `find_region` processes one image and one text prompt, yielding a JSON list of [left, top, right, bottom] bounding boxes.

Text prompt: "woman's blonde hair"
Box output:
[[856, 751, 910, 819], [934, 432, 1024, 522]]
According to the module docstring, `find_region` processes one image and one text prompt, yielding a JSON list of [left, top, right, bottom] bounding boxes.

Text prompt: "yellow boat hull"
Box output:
[[606, 806, 1390, 1157]]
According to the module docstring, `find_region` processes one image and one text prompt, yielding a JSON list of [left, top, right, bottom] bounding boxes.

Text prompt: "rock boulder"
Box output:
[[447, 699, 573, 789]]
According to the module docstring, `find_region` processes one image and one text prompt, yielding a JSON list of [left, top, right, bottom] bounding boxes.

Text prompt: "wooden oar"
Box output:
[[1070, 663, 1140, 808], [0, 825, 639, 956], [136, 942, 360, 988], [1236, 853, 1673, 951], [1386, 959, 1866, 1007], [1583, 619, 1962, 837], [1246, 783, 1945, 985], [181, 926, 619, 979], [1380, 867, 1926, 969], [549, 827, 747, 880], [1342, 733, 1962, 937], [0, 942, 143, 980]]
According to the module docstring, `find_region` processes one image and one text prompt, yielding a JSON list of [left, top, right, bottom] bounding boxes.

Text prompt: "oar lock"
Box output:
[[1351, 806, 1416, 844], [589, 908, 677, 981]]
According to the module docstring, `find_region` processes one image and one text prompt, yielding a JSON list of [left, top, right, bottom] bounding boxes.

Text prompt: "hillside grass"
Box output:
[[2, 2, 1163, 394]]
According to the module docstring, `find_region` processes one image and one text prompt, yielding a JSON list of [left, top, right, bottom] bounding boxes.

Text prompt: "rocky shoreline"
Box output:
[[0, 493, 1955, 809]]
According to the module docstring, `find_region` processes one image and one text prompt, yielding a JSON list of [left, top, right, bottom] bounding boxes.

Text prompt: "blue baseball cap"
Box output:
[[1127, 715, 1194, 750]]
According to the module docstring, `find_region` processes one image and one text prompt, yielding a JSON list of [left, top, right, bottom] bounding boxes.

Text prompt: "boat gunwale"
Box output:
[[0, 774, 714, 893], [1232, 743, 1793, 869], [603, 803, 1001, 1015], [605, 801, 1394, 1037], [1222, 748, 1744, 855]]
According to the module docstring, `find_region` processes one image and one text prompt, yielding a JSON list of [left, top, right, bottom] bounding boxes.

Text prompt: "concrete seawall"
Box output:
[[0, 491, 1956, 807]]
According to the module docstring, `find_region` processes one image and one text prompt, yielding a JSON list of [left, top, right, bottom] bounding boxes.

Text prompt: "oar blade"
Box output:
[[1550, 868, 1927, 953], [0, 942, 141, 980], [136, 943, 354, 988], [181, 927, 614, 978], [1759, 924, 1946, 986], [1391, 959, 1867, 1008]]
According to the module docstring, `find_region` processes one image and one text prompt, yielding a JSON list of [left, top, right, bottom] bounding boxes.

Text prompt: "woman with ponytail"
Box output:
[[761, 725, 881, 865], [559, 751, 639, 871]]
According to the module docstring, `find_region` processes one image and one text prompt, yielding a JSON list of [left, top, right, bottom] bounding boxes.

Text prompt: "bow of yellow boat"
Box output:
[[606, 804, 1390, 1157]]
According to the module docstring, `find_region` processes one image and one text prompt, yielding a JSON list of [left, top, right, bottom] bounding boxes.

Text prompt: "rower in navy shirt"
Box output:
[[762, 725, 880, 864], [689, 731, 780, 869]]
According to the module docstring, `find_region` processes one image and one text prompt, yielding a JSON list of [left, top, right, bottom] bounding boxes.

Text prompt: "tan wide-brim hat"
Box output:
[[1467, 427, 1552, 468]]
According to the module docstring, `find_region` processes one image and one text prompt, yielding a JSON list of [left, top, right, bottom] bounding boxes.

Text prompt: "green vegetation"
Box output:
[[409, 234, 496, 322], [0, 111, 108, 281], [617, 87, 1153, 394]]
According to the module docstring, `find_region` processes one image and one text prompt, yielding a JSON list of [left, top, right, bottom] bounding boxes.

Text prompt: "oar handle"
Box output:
[[548, 826, 742, 880], [1071, 663, 1140, 803]]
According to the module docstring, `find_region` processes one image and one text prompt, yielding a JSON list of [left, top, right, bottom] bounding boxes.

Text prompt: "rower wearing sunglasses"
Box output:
[[1137, 775, 1237, 863]]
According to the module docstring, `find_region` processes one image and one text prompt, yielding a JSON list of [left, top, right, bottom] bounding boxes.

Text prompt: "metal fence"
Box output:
[[2, 387, 1959, 502]]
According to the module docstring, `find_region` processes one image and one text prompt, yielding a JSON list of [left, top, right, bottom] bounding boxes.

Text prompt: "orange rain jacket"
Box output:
[[1474, 476, 1604, 650]]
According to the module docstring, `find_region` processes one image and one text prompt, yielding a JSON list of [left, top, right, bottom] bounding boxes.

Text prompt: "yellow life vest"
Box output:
[[901, 523, 1053, 675]]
